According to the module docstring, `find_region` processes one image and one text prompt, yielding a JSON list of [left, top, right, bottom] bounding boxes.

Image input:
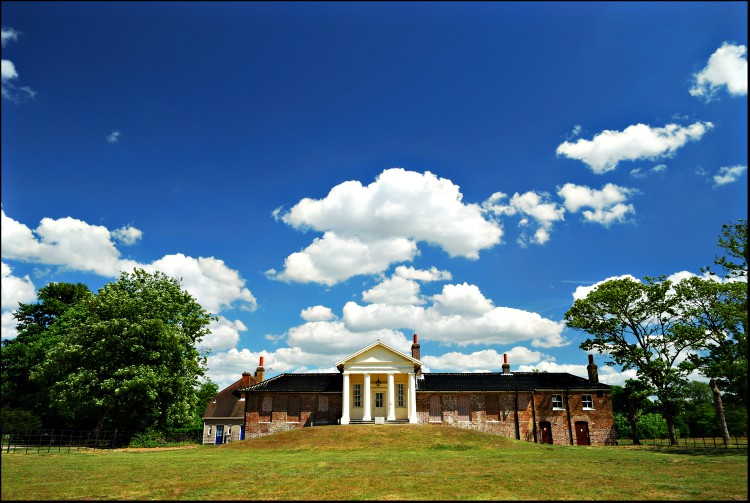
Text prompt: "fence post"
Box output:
[[112, 429, 118, 449], [713, 436, 716, 447]]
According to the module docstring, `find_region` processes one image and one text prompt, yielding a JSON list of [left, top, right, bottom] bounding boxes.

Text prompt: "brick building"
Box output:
[[208, 336, 616, 445]]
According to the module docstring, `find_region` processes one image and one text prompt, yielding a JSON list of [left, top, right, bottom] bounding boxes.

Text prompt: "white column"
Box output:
[[363, 373, 371, 420], [341, 372, 350, 424], [387, 373, 395, 420], [408, 372, 417, 423]]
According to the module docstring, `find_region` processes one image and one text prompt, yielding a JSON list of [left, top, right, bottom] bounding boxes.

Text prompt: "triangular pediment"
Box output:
[[335, 340, 422, 367]]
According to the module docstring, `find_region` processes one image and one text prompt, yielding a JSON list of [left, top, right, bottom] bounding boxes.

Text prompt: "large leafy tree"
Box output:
[[1, 282, 92, 425], [676, 219, 748, 444], [564, 276, 701, 445], [32, 269, 213, 441]]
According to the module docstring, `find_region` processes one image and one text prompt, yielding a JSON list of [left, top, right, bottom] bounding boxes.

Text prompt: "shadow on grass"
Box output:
[[633, 446, 748, 457]]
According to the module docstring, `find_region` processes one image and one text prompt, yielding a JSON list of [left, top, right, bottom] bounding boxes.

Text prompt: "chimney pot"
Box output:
[[241, 371, 252, 388], [259, 356, 264, 367], [411, 334, 421, 362], [502, 354, 510, 374], [586, 354, 599, 384]]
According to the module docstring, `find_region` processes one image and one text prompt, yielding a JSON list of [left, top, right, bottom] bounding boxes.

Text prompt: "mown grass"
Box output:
[[1, 425, 747, 500]]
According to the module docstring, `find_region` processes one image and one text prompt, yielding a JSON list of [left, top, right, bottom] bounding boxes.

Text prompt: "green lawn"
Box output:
[[2, 425, 747, 500]]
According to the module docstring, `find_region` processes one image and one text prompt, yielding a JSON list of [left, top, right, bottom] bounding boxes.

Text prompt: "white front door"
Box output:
[[373, 392, 386, 418]]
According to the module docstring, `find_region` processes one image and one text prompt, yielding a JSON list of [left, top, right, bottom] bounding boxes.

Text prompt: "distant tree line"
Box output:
[[566, 219, 748, 445], [1, 269, 219, 446]]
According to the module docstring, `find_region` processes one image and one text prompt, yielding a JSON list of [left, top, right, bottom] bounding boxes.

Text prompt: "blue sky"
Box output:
[[2, 2, 747, 389]]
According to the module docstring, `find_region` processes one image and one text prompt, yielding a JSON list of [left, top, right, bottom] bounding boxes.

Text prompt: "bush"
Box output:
[[637, 413, 669, 439], [0, 407, 43, 434], [127, 426, 202, 448]]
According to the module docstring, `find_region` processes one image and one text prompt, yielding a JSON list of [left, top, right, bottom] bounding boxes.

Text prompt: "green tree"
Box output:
[[564, 276, 701, 445], [676, 219, 747, 444], [32, 269, 213, 442], [1, 282, 92, 426], [191, 379, 219, 429], [611, 380, 654, 445], [677, 381, 718, 437]]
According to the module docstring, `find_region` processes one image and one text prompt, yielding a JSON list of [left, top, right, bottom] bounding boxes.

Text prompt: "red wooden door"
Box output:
[[575, 421, 590, 445], [540, 421, 553, 444]]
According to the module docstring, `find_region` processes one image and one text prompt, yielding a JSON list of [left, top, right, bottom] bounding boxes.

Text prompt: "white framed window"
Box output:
[[552, 394, 564, 410], [582, 394, 594, 409], [396, 383, 405, 407], [208, 426, 212, 436], [353, 384, 362, 408]]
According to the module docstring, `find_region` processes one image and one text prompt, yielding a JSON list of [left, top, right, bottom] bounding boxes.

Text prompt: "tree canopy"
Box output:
[[564, 275, 701, 445], [30, 269, 213, 440]]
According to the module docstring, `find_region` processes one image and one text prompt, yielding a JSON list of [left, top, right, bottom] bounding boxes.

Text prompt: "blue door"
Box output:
[[240, 426, 245, 440], [215, 425, 224, 444]]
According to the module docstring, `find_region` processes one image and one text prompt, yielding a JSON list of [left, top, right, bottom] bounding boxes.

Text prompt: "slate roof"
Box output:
[[239, 371, 608, 393], [417, 372, 610, 392], [203, 378, 248, 419], [242, 373, 343, 393]]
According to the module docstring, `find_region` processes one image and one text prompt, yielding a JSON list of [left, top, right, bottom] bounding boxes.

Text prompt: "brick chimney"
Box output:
[[411, 334, 420, 360], [241, 371, 252, 389], [587, 354, 598, 384], [502, 353, 510, 374], [254, 356, 265, 383]]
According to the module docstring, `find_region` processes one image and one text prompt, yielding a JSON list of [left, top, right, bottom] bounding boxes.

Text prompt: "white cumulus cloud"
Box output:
[[106, 131, 121, 143], [557, 183, 637, 226], [1, 27, 35, 102], [483, 191, 564, 246], [713, 165, 747, 187], [111, 225, 142, 245], [271, 168, 503, 285], [1, 210, 257, 317], [556, 122, 713, 174], [198, 316, 248, 352], [301, 305, 336, 322], [1, 262, 37, 310], [690, 43, 748, 100]]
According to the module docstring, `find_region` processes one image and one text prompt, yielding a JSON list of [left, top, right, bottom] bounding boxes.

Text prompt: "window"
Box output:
[[319, 395, 329, 412], [208, 426, 212, 436], [288, 396, 301, 423], [396, 383, 405, 407], [353, 384, 362, 408], [485, 395, 499, 421], [457, 395, 470, 422], [374, 393, 383, 408], [552, 394, 564, 410], [582, 394, 594, 409], [429, 395, 442, 422], [262, 396, 273, 413]]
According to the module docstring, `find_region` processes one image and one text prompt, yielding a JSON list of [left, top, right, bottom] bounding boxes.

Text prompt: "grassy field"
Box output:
[[2, 424, 747, 500]]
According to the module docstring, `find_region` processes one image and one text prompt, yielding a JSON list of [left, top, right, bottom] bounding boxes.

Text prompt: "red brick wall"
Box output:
[[416, 390, 615, 445], [245, 392, 343, 439], [243, 389, 615, 445]]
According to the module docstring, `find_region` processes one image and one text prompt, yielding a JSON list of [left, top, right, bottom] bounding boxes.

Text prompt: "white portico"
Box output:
[[336, 340, 421, 424]]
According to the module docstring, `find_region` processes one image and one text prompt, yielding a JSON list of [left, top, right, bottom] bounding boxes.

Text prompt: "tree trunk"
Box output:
[[628, 410, 641, 445], [665, 413, 678, 445], [709, 379, 731, 445]]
